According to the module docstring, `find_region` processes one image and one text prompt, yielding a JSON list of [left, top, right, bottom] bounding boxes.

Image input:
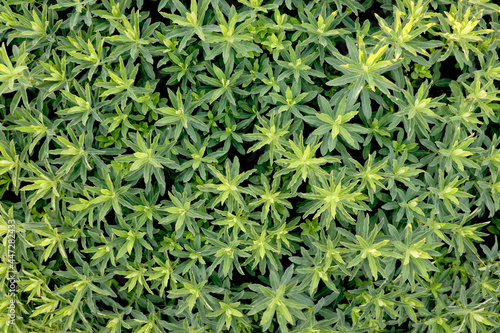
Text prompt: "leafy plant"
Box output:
[[1, 0, 500, 332]]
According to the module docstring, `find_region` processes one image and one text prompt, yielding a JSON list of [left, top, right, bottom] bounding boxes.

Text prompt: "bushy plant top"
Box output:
[[1, 0, 500, 332]]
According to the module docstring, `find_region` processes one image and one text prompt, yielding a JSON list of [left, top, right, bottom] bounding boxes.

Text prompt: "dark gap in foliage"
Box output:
[[0, 190, 20, 205], [428, 85, 451, 100], [301, 122, 316, 140], [108, 280, 132, 307], [438, 57, 461, 81], [52, 7, 76, 24], [345, 146, 365, 165], [240, 140, 261, 167], [352, 0, 391, 26], [226, 0, 244, 7], [94, 298, 115, 313]]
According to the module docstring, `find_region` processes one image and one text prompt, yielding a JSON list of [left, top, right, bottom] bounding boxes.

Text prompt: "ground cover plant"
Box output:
[[1, 0, 500, 332]]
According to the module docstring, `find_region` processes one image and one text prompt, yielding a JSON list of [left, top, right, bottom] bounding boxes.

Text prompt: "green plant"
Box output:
[[1, 0, 500, 332]]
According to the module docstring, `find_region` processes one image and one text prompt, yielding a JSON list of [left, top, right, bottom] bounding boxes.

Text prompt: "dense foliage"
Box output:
[[1, 0, 500, 332]]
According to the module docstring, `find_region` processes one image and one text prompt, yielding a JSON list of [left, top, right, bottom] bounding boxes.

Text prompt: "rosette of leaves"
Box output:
[[0, 0, 499, 332]]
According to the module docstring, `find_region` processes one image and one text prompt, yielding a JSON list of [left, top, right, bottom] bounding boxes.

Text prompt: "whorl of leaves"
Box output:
[[1, 0, 500, 332]]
